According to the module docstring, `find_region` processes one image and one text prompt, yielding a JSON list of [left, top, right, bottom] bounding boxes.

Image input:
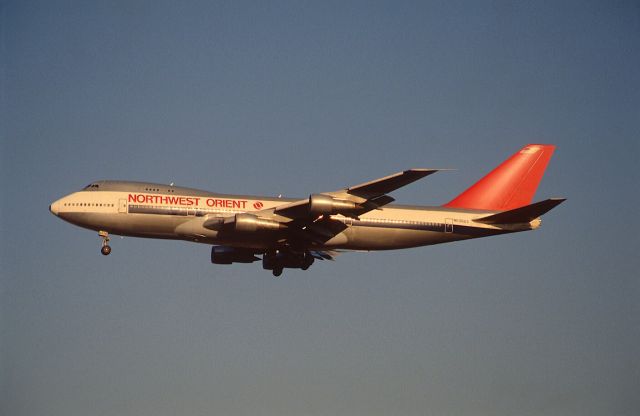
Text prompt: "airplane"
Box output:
[[49, 144, 565, 276]]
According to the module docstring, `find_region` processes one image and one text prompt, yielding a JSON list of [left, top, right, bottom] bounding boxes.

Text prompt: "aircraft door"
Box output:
[[118, 199, 127, 213], [444, 218, 453, 233]]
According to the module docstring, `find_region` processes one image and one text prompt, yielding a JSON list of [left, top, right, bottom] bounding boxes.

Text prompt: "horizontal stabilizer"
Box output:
[[474, 198, 566, 224]]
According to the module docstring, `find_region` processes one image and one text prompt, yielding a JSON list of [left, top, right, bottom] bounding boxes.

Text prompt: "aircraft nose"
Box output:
[[49, 200, 60, 216]]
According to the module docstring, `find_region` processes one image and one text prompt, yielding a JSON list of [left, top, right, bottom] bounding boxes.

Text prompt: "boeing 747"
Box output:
[[50, 144, 565, 276]]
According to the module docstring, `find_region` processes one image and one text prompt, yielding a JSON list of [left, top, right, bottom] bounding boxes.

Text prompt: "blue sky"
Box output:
[[2, 1, 639, 415]]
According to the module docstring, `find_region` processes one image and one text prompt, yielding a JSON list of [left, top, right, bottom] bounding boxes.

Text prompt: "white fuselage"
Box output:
[[50, 181, 536, 251]]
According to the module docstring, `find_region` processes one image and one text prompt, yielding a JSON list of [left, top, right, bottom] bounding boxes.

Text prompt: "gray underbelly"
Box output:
[[328, 226, 467, 250]]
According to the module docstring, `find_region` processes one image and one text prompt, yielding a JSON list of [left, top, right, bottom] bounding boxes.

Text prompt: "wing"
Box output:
[[269, 169, 439, 220], [335, 168, 439, 199], [205, 169, 440, 248]]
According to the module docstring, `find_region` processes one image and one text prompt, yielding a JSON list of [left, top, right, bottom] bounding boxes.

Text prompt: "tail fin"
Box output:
[[444, 144, 556, 211]]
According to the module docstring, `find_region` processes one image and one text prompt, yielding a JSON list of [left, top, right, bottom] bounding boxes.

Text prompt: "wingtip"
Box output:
[[408, 168, 456, 171], [406, 168, 451, 175]]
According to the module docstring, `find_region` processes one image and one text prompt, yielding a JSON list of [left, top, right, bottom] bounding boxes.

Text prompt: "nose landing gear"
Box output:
[[99, 231, 111, 255]]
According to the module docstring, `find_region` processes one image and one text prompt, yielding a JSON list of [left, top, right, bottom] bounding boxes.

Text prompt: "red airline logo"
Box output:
[[127, 194, 248, 209], [253, 201, 264, 210]]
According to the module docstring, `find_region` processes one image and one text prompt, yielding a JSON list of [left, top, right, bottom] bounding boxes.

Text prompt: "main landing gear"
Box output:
[[99, 231, 111, 255], [263, 249, 315, 277]]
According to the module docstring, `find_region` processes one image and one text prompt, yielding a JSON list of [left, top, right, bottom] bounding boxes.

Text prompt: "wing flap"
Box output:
[[309, 249, 345, 261]]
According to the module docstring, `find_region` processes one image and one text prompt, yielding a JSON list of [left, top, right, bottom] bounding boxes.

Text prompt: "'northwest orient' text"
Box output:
[[128, 194, 248, 209]]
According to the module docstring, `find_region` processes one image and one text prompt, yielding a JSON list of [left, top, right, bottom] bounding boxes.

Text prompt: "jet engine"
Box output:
[[308, 194, 362, 217], [211, 246, 260, 264], [231, 213, 287, 233], [204, 213, 287, 233]]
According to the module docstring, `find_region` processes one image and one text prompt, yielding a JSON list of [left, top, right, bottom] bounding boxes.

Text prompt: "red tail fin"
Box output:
[[444, 144, 556, 211]]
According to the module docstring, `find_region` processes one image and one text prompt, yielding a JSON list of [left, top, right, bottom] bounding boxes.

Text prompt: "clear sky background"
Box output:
[[1, 1, 639, 415]]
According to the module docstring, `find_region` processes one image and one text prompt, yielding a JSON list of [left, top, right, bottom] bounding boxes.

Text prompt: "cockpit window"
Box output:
[[83, 183, 100, 190]]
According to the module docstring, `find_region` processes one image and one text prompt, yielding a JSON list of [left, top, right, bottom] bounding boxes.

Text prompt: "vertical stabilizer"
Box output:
[[444, 144, 556, 211]]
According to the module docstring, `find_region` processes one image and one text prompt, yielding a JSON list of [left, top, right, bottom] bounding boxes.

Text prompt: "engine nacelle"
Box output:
[[211, 246, 259, 264], [230, 213, 287, 233], [308, 194, 361, 217]]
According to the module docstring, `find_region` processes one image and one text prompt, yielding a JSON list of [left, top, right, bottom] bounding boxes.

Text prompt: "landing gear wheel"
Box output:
[[272, 267, 283, 277], [99, 231, 111, 256], [301, 253, 314, 270]]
